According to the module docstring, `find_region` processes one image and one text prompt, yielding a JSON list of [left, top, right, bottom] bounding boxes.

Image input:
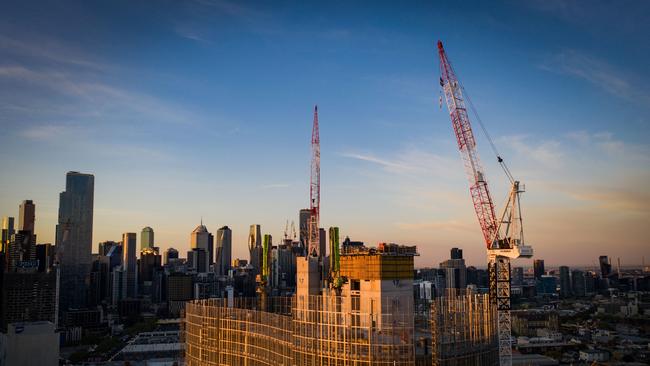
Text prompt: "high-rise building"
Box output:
[[439, 247, 467, 290], [191, 223, 213, 272], [56, 171, 94, 312], [188, 248, 207, 273], [1, 216, 15, 253], [599, 255, 611, 278], [216, 226, 232, 276], [141, 227, 154, 251], [248, 224, 262, 275], [299, 209, 311, 249], [122, 232, 137, 298], [512, 267, 524, 286], [18, 200, 35, 233], [533, 259, 545, 280], [571, 269, 586, 297], [138, 248, 161, 296], [164, 247, 179, 265], [98, 240, 119, 256], [35, 243, 54, 272], [1, 202, 58, 331], [559, 266, 571, 298]]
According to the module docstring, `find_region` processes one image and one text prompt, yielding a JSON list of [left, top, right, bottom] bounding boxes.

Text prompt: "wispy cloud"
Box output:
[[540, 49, 650, 105], [0, 34, 106, 70]]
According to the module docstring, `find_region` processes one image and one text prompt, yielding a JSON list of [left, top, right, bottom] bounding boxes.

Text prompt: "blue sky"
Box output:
[[1, 0, 648, 267]]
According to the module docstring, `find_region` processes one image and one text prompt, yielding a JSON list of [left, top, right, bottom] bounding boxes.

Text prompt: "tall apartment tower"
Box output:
[[18, 200, 35, 233], [190, 223, 213, 272], [141, 226, 154, 251], [248, 224, 262, 275], [56, 171, 94, 312], [122, 232, 137, 298], [533, 259, 545, 280], [216, 226, 232, 276]]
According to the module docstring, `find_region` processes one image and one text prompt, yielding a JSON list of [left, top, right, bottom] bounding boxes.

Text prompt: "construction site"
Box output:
[[184, 40, 532, 366]]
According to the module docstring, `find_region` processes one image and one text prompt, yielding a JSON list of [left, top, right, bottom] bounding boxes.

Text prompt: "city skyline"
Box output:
[[1, 1, 649, 267]]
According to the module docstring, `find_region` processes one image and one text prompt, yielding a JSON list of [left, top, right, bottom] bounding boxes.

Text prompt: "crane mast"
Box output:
[[308, 105, 321, 257], [437, 41, 532, 366]]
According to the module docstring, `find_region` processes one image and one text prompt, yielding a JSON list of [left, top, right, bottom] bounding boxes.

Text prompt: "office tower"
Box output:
[[216, 226, 232, 276], [599, 255, 611, 278], [571, 269, 586, 297], [450, 247, 463, 260], [122, 233, 137, 298], [35, 243, 54, 272], [439, 247, 467, 290], [319, 228, 326, 258], [164, 247, 179, 264], [187, 248, 207, 273], [248, 224, 262, 275], [138, 248, 161, 296], [18, 200, 35, 233], [512, 267, 524, 286], [559, 266, 571, 298], [1, 217, 15, 253], [191, 223, 213, 272], [533, 259, 545, 280], [299, 209, 311, 248], [56, 171, 94, 312], [141, 226, 154, 251]]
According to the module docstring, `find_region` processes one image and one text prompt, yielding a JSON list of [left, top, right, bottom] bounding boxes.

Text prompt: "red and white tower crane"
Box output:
[[308, 105, 321, 257], [437, 41, 533, 366]]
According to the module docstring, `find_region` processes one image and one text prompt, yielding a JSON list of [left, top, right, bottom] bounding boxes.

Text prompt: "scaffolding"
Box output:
[[183, 292, 497, 366]]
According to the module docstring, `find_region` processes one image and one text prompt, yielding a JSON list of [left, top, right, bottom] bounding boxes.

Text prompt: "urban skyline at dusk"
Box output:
[[1, 1, 648, 268]]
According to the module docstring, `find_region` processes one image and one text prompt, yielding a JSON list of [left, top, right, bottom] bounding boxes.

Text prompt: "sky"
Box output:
[[0, 0, 648, 268]]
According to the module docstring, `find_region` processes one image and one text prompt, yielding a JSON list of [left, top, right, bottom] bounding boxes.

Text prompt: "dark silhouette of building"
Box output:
[[533, 259, 545, 280], [56, 171, 94, 313]]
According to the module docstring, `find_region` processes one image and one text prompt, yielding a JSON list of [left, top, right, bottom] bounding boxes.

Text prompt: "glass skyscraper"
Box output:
[[56, 171, 94, 312]]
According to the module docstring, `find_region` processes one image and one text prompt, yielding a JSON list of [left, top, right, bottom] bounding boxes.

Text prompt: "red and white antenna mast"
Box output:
[[308, 105, 320, 257]]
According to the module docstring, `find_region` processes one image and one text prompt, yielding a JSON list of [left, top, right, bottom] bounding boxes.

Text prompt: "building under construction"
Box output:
[[184, 241, 498, 365]]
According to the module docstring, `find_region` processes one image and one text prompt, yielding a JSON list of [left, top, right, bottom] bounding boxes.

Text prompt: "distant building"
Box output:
[[56, 171, 94, 312], [533, 259, 545, 280], [559, 266, 571, 298], [318, 228, 326, 258], [599, 255, 611, 278], [298, 209, 311, 249], [164, 247, 179, 265], [190, 223, 213, 272], [536, 275, 557, 296], [571, 269, 586, 297], [122, 232, 137, 298], [215, 226, 232, 276], [439, 247, 467, 290], [1, 217, 15, 253], [18, 200, 35, 233], [35, 243, 54, 272], [512, 267, 525, 286], [187, 248, 207, 273], [140, 226, 154, 251], [138, 248, 161, 296], [248, 224, 262, 276]]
